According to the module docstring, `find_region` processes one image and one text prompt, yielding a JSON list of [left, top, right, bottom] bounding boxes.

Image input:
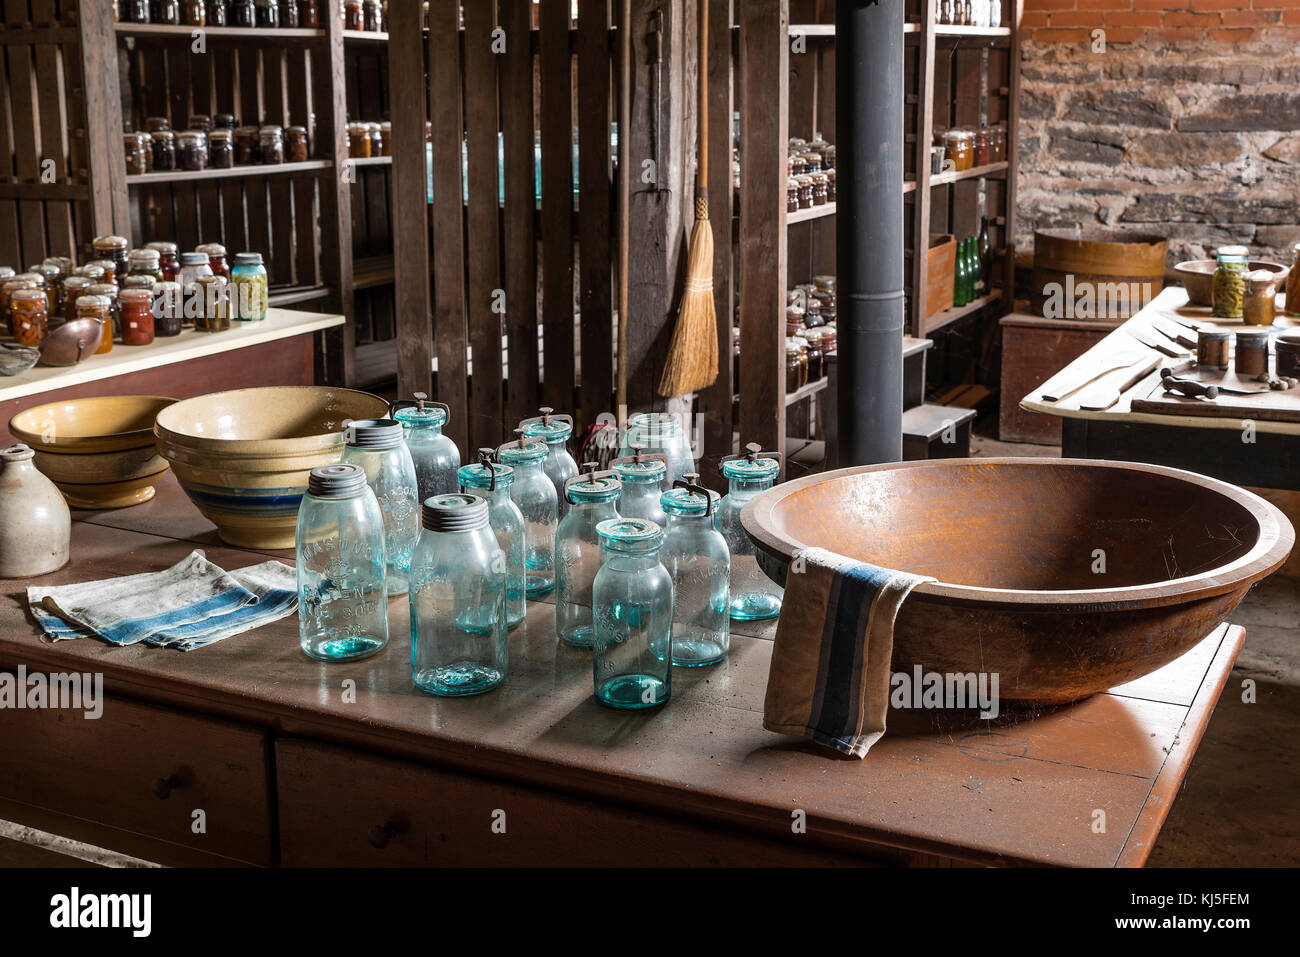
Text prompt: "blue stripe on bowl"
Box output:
[[180, 482, 306, 517]]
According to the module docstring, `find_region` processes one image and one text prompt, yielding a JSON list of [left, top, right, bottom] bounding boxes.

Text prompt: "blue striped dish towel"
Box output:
[[764, 547, 933, 759], [27, 550, 297, 651]]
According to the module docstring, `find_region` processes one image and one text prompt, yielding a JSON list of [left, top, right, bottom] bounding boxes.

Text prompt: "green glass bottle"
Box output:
[[953, 238, 969, 308]]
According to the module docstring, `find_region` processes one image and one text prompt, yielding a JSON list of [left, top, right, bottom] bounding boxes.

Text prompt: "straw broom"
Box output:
[[657, 0, 717, 398]]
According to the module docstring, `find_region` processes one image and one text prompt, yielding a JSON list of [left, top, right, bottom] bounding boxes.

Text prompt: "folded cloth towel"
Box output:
[[763, 547, 933, 758], [28, 550, 297, 651]]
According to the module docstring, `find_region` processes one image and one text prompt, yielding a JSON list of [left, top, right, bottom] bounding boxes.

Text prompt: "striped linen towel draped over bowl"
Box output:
[[27, 550, 297, 651], [764, 546, 933, 758]]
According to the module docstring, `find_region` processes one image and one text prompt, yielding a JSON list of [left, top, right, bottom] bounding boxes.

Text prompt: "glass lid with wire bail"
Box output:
[[458, 453, 516, 492], [720, 443, 781, 484], [497, 431, 550, 466], [564, 467, 622, 505], [660, 475, 720, 518], [610, 444, 669, 485], [520, 405, 574, 444]]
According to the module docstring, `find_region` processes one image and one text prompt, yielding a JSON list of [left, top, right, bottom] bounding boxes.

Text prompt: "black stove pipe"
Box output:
[[836, 0, 904, 465]]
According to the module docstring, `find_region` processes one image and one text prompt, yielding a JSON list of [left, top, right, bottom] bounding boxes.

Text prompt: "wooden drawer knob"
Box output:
[[151, 774, 183, 800]]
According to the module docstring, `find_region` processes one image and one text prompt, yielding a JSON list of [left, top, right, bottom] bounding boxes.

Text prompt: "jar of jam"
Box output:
[[0, 267, 14, 282], [278, 0, 299, 27], [367, 122, 383, 158], [286, 125, 309, 162], [802, 151, 822, 174], [196, 242, 230, 279], [232, 0, 255, 27], [179, 252, 214, 300], [298, 0, 320, 28], [32, 264, 61, 314], [363, 0, 382, 30], [154, 0, 181, 24], [62, 276, 92, 324], [8, 289, 48, 346], [178, 130, 208, 171], [213, 113, 236, 130], [120, 288, 155, 345], [123, 248, 160, 283], [811, 172, 829, 206], [124, 0, 150, 23], [124, 131, 149, 175], [379, 120, 392, 156], [790, 153, 806, 177], [233, 126, 258, 165], [75, 295, 112, 352], [825, 168, 836, 202], [796, 175, 814, 209], [146, 241, 180, 282], [122, 275, 156, 292], [231, 252, 269, 321], [785, 338, 808, 392], [255, 0, 279, 27], [786, 177, 799, 213], [785, 304, 805, 338], [943, 129, 974, 172], [145, 116, 170, 133], [76, 263, 106, 283], [344, 0, 363, 30], [152, 281, 183, 336], [347, 121, 372, 158], [207, 0, 229, 26], [804, 298, 825, 329], [1243, 270, 1278, 326], [803, 328, 825, 382], [182, 0, 205, 25], [209, 129, 233, 168], [824, 144, 836, 170], [0, 278, 36, 328], [259, 125, 285, 164], [151, 129, 177, 171], [187, 114, 213, 133], [989, 125, 1006, 162], [86, 285, 119, 353], [194, 275, 231, 332], [91, 236, 130, 281]]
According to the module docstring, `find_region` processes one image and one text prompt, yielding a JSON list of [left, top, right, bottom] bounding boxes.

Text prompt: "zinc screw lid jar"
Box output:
[[592, 517, 672, 709], [341, 418, 420, 598], [555, 463, 622, 648], [497, 430, 558, 599], [660, 474, 730, 667], [0, 444, 71, 578], [295, 463, 390, 663], [409, 493, 508, 697]]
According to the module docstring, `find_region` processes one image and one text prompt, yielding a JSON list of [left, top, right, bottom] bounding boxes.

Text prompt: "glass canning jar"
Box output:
[[193, 274, 231, 332], [209, 129, 233, 168], [92, 235, 130, 280], [295, 464, 390, 662], [8, 289, 48, 347], [152, 281, 183, 336], [196, 242, 230, 279], [379, 120, 392, 156], [367, 122, 383, 158], [124, 131, 148, 175], [182, 0, 205, 24], [620, 412, 695, 486], [298, 0, 321, 28], [278, 0, 298, 26], [717, 445, 783, 621], [458, 454, 527, 631], [1212, 245, 1248, 320], [363, 0, 382, 31], [555, 469, 622, 649], [409, 494, 508, 697], [232, 0, 255, 26], [286, 125, 309, 162], [147, 241, 180, 281], [178, 130, 208, 171], [497, 434, 557, 599], [344, 0, 364, 30], [206, 0, 229, 25], [154, 0, 181, 24], [127, 247, 163, 282], [389, 394, 461, 503], [592, 518, 672, 709], [259, 125, 285, 164], [151, 129, 177, 171], [119, 288, 155, 345], [230, 252, 268, 320], [520, 407, 579, 519], [179, 252, 213, 307], [62, 276, 92, 324], [659, 480, 730, 667], [255, 0, 279, 27], [341, 418, 420, 597], [87, 284, 119, 352], [347, 121, 372, 158], [74, 295, 112, 354], [233, 126, 258, 164], [610, 448, 668, 527]]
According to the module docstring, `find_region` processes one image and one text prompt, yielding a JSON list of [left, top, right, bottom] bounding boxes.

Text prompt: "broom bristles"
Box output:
[[657, 216, 719, 397]]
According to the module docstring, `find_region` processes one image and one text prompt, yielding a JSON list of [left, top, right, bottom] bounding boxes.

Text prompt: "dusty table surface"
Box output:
[[0, 472, 1243, 866]]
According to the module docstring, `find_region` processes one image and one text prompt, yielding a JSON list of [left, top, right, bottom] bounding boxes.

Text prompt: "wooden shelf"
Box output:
[[936, 25, 1012, 38], [787, 201, 835, 225], [788, 23, 835, 37], [784, 375, 829, 406], [126, 160, 332, 185], [929, 160, 1008, 187], [267, 284, 331, 307], [345, 155, 392, 167], [114, 23, 326, 40], [343, 29, 388, 43], [921, 289, 1004, 336]]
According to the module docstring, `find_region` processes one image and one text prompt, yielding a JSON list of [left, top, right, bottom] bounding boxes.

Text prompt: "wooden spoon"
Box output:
[[1041, 350, 1145, 402]]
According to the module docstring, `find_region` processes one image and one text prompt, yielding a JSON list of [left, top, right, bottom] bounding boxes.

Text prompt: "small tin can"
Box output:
[[1197, 329, 1230, 370], [1234, 330, 1270, 377], [1276, 331, 1300, 379]]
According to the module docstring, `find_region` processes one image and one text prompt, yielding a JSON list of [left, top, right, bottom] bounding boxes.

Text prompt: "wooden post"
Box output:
[[75, 0, 129, 242], [316, 0, 356, 386]]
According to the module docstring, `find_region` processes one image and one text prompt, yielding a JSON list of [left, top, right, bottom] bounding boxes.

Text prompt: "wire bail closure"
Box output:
[[719, 441, 783, 475], [609, 441, 670, 473], [563, 461, 620, 505], [388, 391, 452, 421], [671, 471, 714, 517]]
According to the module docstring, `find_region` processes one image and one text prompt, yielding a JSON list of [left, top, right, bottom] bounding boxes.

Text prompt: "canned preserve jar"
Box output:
[[209, 129, 233, 168], [120, 288, 155, 345], [152, 281, 183, 336], [231, 252, 269, 321], [8, 289, 48, 347]]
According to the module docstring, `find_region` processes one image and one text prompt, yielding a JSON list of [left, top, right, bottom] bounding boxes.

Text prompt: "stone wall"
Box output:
[[1018, 1, 1300, 266]]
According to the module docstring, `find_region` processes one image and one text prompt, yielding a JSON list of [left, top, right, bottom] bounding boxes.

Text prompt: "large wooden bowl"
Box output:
[[741, 458, 1294, 704]]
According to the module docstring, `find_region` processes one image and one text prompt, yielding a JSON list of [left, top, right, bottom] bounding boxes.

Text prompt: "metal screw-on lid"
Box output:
[[308, 463, 367, 498], [343, 418, 405, 450], [180, 252, 209, 265], [195, 242, 227, 256], [421, 493, 490, 533], [232, 252, 264, 266]]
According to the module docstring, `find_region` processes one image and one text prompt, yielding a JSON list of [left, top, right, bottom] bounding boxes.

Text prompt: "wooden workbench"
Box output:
[[0, 473, 1243, 867], [1019, 286, 1300, 490]]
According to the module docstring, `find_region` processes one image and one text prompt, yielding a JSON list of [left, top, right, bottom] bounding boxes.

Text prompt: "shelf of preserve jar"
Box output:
[[346, 155, 392, 167], [903, 160, 1009, 193], [784, 375, 829, 407], [125, 159, 333, 185], [113, 23, 327, 41], [787, 201, 836, 226], [921, 288, 1004, 336]]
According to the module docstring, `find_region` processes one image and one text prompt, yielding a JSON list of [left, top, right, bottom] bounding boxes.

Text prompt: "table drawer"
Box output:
[[0, 687, 272, 865], [277, 738, 877, 867]]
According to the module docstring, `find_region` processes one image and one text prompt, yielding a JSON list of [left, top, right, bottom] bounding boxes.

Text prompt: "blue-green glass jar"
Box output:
[[660, 479, 730, 667], [295, 464, 389, 662], [521, 407, 579, 519], [718, 446, 783, 621], [611, 447, 668, 527], [619, 412, 695, 486], [229, 251, 268, 321], [458, 453, 527, 631], [593, 517, 672, 709], [555, 469, 621, 648], [341, 418, 420, 597], [391, 393, 461, 504], [409, 494, 507, 696], [497, 433, 557, 598]]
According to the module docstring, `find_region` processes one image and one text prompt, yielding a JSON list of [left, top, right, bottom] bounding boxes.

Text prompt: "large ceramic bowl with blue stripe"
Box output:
[[155, 386, 389, 548]]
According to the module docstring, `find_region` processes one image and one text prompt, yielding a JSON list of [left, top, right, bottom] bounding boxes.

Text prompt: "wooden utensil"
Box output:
[[1040, 349, 1144, 402], [1077, 355, 1163, 411], [1125, 327, 1187, 358]]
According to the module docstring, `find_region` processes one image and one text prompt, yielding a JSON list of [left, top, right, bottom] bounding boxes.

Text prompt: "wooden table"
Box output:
[[0, 474, 1242, 867], [1019, 287, 1300, 490]]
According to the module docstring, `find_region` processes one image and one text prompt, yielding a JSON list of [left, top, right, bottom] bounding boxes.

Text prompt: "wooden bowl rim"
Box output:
[[740, 457, 1294, 610]]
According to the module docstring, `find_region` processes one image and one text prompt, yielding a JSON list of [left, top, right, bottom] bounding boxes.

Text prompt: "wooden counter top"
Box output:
[[0, 474, 1242, 867], [0, 308, 343, 404]]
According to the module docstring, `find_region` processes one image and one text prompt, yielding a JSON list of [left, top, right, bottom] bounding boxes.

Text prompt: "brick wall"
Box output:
[[1017, 0, 1300, 265]]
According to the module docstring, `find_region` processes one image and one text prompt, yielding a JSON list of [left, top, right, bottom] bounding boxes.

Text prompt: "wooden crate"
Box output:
[[925, 233, 955, 320], [998, 312, 1121, 445]]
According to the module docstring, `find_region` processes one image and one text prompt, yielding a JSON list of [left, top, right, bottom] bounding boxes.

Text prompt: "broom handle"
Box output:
[[696, 0, 708, 204]]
